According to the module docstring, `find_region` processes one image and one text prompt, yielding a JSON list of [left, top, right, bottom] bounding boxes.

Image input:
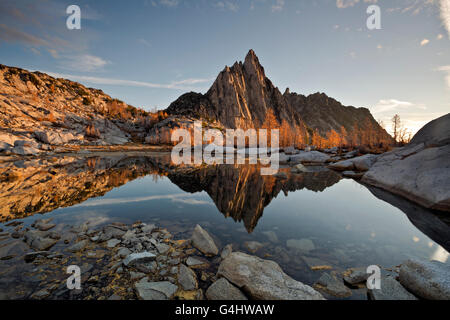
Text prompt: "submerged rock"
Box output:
[[244, 241, 264, 253], [343, 267, 369, 285], [191, 224, 218, 256], [66, 239, 89, 253], [32, 219, 56, 231], [221, 244, 233, 259], [0, 240, 28, 260], [262, 230, 279, 243], [30, 289, 51, 300], [399, 259, 450, 300], [217, 252, 324, 300], [206, 278, 248, 300], [98, 225, 126, 242], [24, 230, 58, 251], [23, 251, 50, 263], [286, 238, 315, 253], [291, 163, 308, 173], [314, 272, 352, 298]]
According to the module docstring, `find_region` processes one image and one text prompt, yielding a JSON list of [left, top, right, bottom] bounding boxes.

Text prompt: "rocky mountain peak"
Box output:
[[166, 51, 392, 145], [243, 49, 264, 77]]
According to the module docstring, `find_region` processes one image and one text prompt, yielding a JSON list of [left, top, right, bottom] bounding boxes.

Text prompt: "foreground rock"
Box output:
[[135, 279, 178, 300], [206, 278, 248, 300], [23, 230, 58, 251], [399, 259, 450, 300], [178, 264, 198, 291], [328, 154, 378, 172], [123, 252, 156, 267], [368, 276, 417, 300], [191, 224, 218, 256], [289, 151, 330, 164], [217, 252, 324, 300], [314, 272, 352, 298], [362, 113, 450, 211]]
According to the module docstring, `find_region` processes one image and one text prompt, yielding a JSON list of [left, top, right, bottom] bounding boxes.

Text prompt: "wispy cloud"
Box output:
[[215, 1, 239, 12], [387, 0, 435, 16], [336, 0, 359, 9], [336, 0, 377, 9], [440, 0, 450, 38], [372, 99, 415, 114], [0, 24, 49, 46], [437, 65, 450, 89], [60, 54, 110, 72], [138, 38, 151, 47], [272, 0, 285, 12], [160, 0, 180, 7], [420, 38, 430, 46], [74, 193, 211, 207], [371, 99, 441, 136], [44, 71, 213, 91]]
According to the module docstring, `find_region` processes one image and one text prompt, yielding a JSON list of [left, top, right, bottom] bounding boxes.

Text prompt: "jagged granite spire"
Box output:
[[166, 50, 391, 142]]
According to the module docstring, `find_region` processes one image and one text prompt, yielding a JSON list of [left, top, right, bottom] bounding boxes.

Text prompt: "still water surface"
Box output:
[[0, 155, 449, 296]]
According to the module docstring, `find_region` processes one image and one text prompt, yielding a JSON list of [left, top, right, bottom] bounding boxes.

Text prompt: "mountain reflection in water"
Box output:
[[0, 155, 341, 232], [0, 155, 449, 261]]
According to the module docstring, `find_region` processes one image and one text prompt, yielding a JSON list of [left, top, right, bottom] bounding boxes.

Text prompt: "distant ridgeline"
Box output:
[[159, 50, 393, 148]]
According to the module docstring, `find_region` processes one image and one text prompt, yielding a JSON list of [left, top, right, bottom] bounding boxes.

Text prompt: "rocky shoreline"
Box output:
[[1, 218, 449, 300]]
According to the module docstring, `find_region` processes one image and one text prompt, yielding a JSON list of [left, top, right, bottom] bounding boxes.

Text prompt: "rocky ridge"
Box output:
[[0, 64, 148, 155]]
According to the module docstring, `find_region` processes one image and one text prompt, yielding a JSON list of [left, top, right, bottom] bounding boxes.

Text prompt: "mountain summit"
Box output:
[[166, 50, 392, 145]]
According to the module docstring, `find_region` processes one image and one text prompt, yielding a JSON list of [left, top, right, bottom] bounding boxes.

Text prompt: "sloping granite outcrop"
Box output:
[[362, 113, 450, 212]]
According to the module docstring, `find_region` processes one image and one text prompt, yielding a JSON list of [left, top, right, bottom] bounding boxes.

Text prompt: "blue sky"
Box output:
[[0, 0, 449, 134]]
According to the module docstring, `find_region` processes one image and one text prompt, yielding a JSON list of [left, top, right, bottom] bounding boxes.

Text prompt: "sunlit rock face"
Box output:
[[0, 64, 146, 147], [165, 50, 392, 145]]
